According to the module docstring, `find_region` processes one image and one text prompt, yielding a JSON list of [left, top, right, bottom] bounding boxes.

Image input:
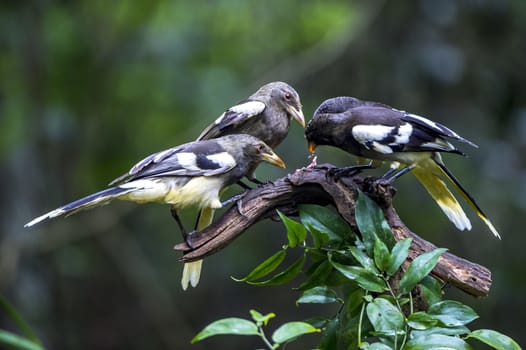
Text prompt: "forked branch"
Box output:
[[174, 166, 492, 297]]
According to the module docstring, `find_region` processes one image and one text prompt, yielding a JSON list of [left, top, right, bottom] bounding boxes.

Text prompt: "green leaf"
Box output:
[[428, 301, 478, 327], [386, 238, 412, 275], [363, 342, 394, 350], [318, 318, 339, 350], [407, 312, 438, 330], [330, 259, 386, 293], [303, 317, 328, 329], [346, 288, 366, 315], [271, 321, 320, 344], [0, 295, 42, 346], [191, 318, 259, 343], [297, 286, 341, 305], [398, 248, 447, 295], [411, 325, 470, 338], [303, 224, 327, 248], [277, 210, 307, 248], [404, 334, 473, 350], [249, 309, 275, 326], [297, 259, 333, 291], [355, 190, 395, 253], [0, 330, 44, 350], [419, 276, 443, 306], [348, 246, 378, 273], [248, 254, 306, 286], [466, 329, 521, 350], [232, 249, 286, 282], [299, 204, 350, 245], [373, 236, 391, 272], [366, 297, 405, 334]]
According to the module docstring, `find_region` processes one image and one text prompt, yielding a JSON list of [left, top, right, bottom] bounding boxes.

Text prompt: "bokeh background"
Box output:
[[1, 0, 525, 349]]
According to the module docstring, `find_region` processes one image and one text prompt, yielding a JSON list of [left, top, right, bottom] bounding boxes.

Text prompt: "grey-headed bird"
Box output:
[[25, 135, 286, 256]]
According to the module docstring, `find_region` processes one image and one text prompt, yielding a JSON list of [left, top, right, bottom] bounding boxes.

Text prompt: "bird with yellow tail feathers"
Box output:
[[25, 134, 286, 264], [181, 81, 305, 290], [305, 96, 500, 239]]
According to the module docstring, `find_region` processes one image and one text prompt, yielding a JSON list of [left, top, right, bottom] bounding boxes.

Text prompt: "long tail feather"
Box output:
[[412, 159, 472, 232], [433, 155, 501, 239], [181, 206, 215, 290], [25, 187, 134, 227]]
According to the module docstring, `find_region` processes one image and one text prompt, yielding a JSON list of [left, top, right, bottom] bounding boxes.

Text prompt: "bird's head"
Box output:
[[223, 134, 286, 169], [305, 102, 350, 154], [256, 82, 305, 128], [312, 96, 364, 116], [305, 118, 334, 154]]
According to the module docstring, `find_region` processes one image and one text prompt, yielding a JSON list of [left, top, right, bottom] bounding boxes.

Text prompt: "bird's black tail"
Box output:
[[25, 186, 135, 227], [434, 156, 501, 239]]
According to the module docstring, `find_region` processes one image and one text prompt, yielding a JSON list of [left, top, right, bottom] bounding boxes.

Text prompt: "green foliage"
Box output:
[[192, 310, 319, 348], [193, 191, 520, 349], [0, 295, 44, 350]]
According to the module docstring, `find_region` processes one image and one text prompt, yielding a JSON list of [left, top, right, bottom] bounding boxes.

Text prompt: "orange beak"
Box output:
[[307, 141, 317, 154]]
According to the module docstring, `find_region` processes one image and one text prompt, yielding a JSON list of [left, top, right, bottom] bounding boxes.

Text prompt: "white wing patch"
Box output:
[[229, 100, 265, 117], [206, 151, 236, 168], [213, 111, 227, 125], [353, 125, 396, 154], [214, 100, 266, 125], [406, 113, 442, 131], [175, 152, 201, 171], [392, 123, 413, 145], [353, 124, 395, 143], [370, 142, 394, 154], [353, 123, 414, 154]]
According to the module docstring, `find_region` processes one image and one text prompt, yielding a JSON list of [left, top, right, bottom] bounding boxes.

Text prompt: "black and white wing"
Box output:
[[109, 140, 237, 185], [197, 100, 266, 140], [401, 113, 478, 148], [348, 107, 473, 155]]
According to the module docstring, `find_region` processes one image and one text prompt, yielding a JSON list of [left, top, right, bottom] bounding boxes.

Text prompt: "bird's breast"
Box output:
[[163, 176, 225, 209], [120, 177, 225, 209]]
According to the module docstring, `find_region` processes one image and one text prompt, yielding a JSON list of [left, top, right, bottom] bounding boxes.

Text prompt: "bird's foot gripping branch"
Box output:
[[184, 168, 519, 349]]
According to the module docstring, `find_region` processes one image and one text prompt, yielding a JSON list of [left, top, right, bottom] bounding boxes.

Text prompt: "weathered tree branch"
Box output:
[[174, 166, 492, 297]]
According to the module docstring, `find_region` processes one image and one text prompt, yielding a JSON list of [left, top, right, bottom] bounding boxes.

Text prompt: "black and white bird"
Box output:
[[305, 96, 500, 239], [181, 81, 305, 290], [25, 134, 286, 236]]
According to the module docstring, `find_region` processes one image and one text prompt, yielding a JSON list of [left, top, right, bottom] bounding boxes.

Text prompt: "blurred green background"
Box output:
[[1, 0, 525, 349]]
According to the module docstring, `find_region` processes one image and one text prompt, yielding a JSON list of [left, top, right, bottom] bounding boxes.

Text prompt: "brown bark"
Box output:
[[174, 166, 492, 297]]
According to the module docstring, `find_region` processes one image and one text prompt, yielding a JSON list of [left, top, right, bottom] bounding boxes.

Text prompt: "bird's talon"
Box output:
[[221, 191, 248, 207], [236, 199, 247, 217], [373, 178, 392, 187]]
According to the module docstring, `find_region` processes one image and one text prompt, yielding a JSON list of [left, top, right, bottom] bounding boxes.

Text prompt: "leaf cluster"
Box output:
[[193, 191, 520, 350]]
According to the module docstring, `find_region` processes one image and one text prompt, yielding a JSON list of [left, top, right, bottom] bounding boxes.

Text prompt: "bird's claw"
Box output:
[[327, 166, 362, 181], [372, 177, 392, 187], [236, 199, 247, 217], [221, 191, 248, 207], [184, 230, 198, 248], [327, 162, 374, 182]]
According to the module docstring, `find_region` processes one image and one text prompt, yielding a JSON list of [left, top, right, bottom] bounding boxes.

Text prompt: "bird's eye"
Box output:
[[283, 92, 292, 101], [256, 144, 265, 153]]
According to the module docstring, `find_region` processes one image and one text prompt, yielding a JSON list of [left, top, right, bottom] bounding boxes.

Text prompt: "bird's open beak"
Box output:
[[287, 105, 306, 128], [307, 141, 317, 154], [261, 151, 286, 168]]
